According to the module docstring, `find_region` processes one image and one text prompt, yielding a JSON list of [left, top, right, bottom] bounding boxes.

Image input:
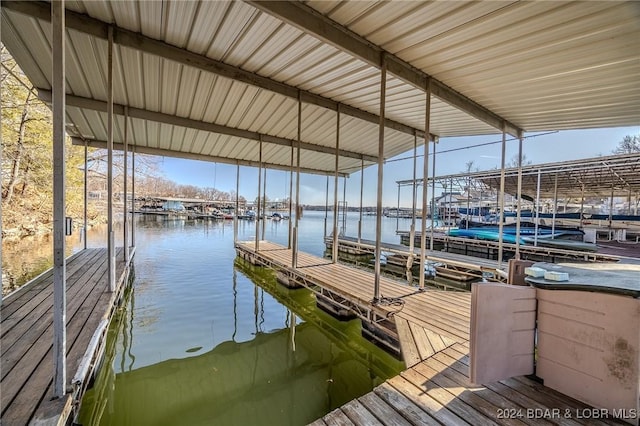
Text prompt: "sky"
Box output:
[[157, 126, 639, 207]]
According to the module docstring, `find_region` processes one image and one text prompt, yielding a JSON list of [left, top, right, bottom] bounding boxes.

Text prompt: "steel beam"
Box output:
[[39, 90, 376, 164], [497, 126, 507, 268], [248, 1, 522, 138], [71, 137, 347, 177]]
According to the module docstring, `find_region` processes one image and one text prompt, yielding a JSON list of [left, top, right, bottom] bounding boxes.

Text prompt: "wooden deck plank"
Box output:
[[406, 322, 435, 361], [358, 392, 413, 426], [1, 255, 113, 423], [416, 354, 556, 426], [1, 249, 101, 328], [395, 317, 421, 368], [1, 250, 108, 389], [431, 351, 584, 426], [0, 250, 92, 315], [387, 376, 470, 425], [410, 362, 529, 426], [323, 408, 356, 426], [373, 383, 441, 426], [401, 368, 500, 426], [0, 248, 128, 426], [2, 250, 107, 372], [340, 399, 384, 426]]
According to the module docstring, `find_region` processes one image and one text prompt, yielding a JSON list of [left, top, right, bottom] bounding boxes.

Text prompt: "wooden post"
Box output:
[[497, 125, 507, 268], [83, 139, 88, 250], [419, 81, 431, 290], [373, 57, 386, 303], [332, 107, 340, 263], [107, 25, 115, 291], [52, 0, 67, 398]]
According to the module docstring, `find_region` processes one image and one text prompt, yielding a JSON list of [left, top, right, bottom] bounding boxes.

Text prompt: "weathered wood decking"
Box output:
[[235, 240, 626, 426], [311, 342, 627, 426], [1, 248, 130, 425], [236, 241, 472, 346]]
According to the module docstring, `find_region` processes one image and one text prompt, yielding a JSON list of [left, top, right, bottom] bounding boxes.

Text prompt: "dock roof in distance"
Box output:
[[398, 153, 640, 199]]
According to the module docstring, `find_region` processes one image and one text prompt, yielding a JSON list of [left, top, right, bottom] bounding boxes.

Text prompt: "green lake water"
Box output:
[[77, 212, 413, 426]]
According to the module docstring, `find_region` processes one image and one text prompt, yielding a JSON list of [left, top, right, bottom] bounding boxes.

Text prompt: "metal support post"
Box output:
[[497, 125, 507, 269], [292, 94, 301, 268], [255, 137, 263, 251], [52, 0, 67, 398], [261, 168, 267, 241], [419, 82, 431, 290], [515, 134, 523, 259], [83, 139, 88, 249], [533, 168, 541, 247], [552, 173, 558, 238], [288, 143, 294, 248], [234, 164, 239, 244], [373, 58, 387, 303], [332, 108, 340, 263], [358, 159, 364, 243], [430, 138, 437, 251], [123, 107, 129, 261], [107, 26, 115, 292]]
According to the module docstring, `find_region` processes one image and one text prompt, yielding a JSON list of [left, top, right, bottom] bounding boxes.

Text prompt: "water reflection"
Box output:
[[81, 260, 402, 426], [77, 215, 404, 426]]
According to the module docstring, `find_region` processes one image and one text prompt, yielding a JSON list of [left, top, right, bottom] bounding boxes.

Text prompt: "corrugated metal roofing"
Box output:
[[398, 153, 640, 198], [1, 1, 638, 176]]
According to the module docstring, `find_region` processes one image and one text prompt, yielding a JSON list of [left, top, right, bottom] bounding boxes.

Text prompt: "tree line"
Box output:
[[0, 49, 239, 239]]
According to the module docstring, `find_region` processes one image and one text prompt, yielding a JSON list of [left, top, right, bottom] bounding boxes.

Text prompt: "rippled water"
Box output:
[[77, 211, 411, 426]]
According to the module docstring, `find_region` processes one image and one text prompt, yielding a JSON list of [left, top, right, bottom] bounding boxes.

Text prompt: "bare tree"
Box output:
[[613, 135, 640, 154]]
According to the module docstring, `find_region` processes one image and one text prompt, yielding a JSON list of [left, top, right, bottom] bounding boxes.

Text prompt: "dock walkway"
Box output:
[[235, 241, 625, 426], [311, 342, 626, 426], [236, 241, 472, 347], [1, 248, 130, 425]]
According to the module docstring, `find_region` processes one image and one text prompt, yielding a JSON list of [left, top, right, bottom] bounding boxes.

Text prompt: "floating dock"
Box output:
[[1, 248, 132, 425], [235, 241, 625, 426]]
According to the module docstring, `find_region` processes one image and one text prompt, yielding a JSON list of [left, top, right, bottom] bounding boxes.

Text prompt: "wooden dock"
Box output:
[[235, 241, 626, 426], [236, 241, 472, 353], [310, 342, 627, 426], [1, 248, 131, 425], [326, 235, 501, 283]]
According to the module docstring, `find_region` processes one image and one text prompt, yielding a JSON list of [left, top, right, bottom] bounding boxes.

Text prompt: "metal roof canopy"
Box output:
[[1, 1, 639, 176], [398, 153, 640, 199]]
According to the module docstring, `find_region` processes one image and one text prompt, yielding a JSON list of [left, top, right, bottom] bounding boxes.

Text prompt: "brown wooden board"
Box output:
[[373, 382, 441, 426], [358, 392, 413, 426]]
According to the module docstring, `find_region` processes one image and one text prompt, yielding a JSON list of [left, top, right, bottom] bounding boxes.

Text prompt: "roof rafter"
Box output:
[[71, 138, 348, 178], [2, 0, 433, 144], [247, 0, 523, 138], [39, 89, 377, 163]]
